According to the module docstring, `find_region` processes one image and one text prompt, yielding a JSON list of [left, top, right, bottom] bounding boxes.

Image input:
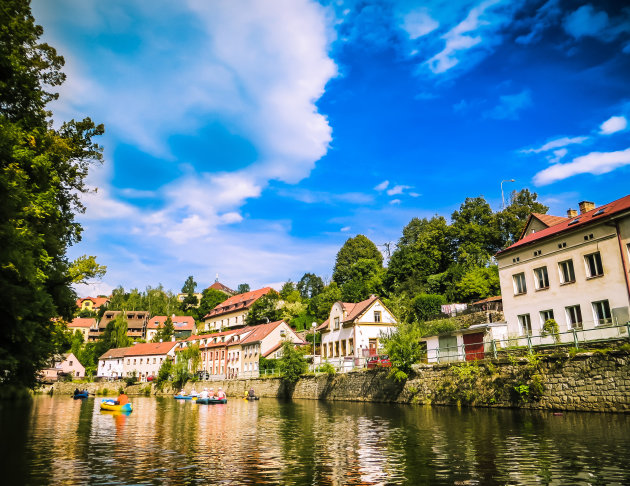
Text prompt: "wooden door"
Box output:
[[463, 332, 485, 361]]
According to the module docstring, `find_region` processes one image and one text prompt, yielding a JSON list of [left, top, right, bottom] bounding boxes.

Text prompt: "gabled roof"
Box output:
[[147, 315, 195, 330], [68, 317, 96, 328], [240, 320, 287, 345], [498, 194, 630, 255], [124, 341, 178, 357], [343, 295, 379, 323], [471, 295, 502, 305], [518, 212, 568, 240], [316, 319, 329, 331], [208, 281, 236, 295], [203, 287, 273, 319], [76, 296, 110, 307], [262, 342, 283, 358], [98, 347, 130, 360]]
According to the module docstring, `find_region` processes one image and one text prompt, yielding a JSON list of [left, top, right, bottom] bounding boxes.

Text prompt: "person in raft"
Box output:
[[198, 388, 209, 399], [115, 391, 129, 406], [190, 388, 199, 397], [248, 388, 255, 399], [208, 388, 215, 398], [74, 388, 80, 396], [217, 387, 226, 400], [178, 389, 185, 396]]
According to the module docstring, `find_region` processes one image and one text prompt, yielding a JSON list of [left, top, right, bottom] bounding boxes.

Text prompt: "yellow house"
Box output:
[[76, 296, 110, 311], [67, 317, 96, 342]]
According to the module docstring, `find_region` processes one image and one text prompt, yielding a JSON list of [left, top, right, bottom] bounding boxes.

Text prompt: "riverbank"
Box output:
[[45, 350, 630, 412]]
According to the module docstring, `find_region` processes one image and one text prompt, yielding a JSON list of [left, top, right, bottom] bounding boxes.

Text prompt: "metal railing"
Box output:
[[427, 323, 630, 364]]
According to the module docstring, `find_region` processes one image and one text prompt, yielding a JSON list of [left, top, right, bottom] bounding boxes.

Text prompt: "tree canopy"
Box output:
[[0, 1, 105, 389], [332, 235, 383, 286]]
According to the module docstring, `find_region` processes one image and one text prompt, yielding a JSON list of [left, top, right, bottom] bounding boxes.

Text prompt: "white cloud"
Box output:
[[386, 185, 411, 196], [401, 7, 439, 39], [483, 89, 532, 120], [521, 136, 589, 154], [548, 148, 568, 164], [340, 226, 351, 232], [534, 148, 630, 185], [563, 4, 630, 42], [389, 199, 402, 205], [374, 180, 389, 191], [409, 192, 421, 198], [600, 115, 628, 135]]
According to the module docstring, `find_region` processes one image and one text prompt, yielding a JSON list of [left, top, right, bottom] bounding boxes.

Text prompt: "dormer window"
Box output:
[[334, 317, 340, 330]]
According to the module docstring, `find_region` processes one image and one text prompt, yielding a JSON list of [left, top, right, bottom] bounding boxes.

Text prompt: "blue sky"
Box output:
[[32, 0, 630, 296]]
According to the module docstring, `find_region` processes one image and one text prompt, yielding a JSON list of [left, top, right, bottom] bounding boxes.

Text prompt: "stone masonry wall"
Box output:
[[49, 351, 630, 412]]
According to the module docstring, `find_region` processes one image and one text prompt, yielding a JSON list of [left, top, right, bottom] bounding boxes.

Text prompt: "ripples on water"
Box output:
[[1, 395, 629, 485]]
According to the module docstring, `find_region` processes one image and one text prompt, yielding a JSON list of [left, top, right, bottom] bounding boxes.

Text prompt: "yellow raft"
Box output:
[[100, 399, 133, 413]]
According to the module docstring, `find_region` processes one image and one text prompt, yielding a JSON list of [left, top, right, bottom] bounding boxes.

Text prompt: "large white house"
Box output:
[[97, 342, 178, 381], [497, 196, 630, 346], [319, 295, 397, 370]]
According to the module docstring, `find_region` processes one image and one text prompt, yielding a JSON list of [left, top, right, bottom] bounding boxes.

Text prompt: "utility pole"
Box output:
[[501, 179, 515, 210]]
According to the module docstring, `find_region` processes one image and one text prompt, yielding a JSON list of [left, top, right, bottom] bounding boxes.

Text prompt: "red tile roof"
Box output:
[[471, 295, 502, 305], [498, 194, 630, 255], [147, 315, 195, 330], [316, 319, 329, 331], [208, 281, 236, 295], [68, 317, 96, 328], [240, 320, 286, 345], [262, 342, 283, 358], [343, 295, 379, 323], [98, 347, 130, 360], [124, 341, 178, 357], [76, 296, 110, 308], [203, 287, 273, 319], [534, 213, 569, 227]]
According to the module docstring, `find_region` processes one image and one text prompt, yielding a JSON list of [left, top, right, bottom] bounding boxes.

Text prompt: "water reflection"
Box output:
[[1, 396, 629, 485]]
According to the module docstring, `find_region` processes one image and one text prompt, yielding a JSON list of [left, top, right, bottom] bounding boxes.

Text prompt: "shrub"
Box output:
[[412, 294, 446, 322], [277, 341, 308, 383], [317, 363, 336, 375]]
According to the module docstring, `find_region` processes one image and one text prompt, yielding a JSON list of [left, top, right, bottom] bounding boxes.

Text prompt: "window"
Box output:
[[374, 311, 381, 323], [592, 300, 612, 326], [140, 359, 143, 364], [585, 252, 603, 278], [540, 309, 554, 326], [518, 314, 532, 336], [127, 359, 130, 365], [153, 358, 156, 364], [559, 259, 575, 284], [565, 305, 582, 330], [513, 273, 527, 295], [133, 359, 136, 364], [69, 361, 73, 366], [334, 317, 340, 330], [533, 266, 549, 290]]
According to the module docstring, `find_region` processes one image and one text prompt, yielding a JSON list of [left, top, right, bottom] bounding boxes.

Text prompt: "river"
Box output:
[[0, 395, 629, 485]]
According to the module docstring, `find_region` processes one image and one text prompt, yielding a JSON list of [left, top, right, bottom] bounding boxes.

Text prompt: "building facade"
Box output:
[[203, 287, 273, 331], [67, 317, 97, 342], [145, 315, 195, 341], [497, 196, 630, 345], [40, 353, 85, 381]]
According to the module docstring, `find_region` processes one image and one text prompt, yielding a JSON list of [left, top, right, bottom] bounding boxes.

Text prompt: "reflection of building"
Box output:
[[146, 315, 195, 341], [497, 196, 630, 342], [203, 287, 273, 331], [319, 295, 397, 370], [90, 310, 149, 341], [76, 296, 110, 311], [41, 352, 85, 381], [67, 317, 97, 342]]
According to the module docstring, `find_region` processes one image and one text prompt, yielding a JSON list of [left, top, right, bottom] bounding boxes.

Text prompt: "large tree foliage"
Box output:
[[107, 284, 179, 316], [246, 290, 281, 325], [496, 189, 549, 247], [277, 341, 308, 383], [194, 287, 227, 322], [297, 272, 324, 299], [179, 275, 198, 313], [332, 235, 383, 286], [0, 1, 105, 389]]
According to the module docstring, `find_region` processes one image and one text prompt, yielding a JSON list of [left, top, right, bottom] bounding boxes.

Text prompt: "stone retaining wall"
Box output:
[[49, 351, 630, 412]]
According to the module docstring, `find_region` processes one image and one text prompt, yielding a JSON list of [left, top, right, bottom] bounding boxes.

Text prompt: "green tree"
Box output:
[[332, 235, 383, 286], [156, 359, 173, 388], [0, 1, 105, 389], [297, 272, 324, 299], [381, 322, 424, 381], [340, 258, 384, 302], [450, 196, 501, 267], [411, 294, 446, 322], [194, 287, 227, 322], [277, 341, 308, 383], [308, 282, 342, 321], [153, 316, 174, 342], [246, 290, 281, 325], [236, 283, 250, 294], [67, 255, 107, 284], [279, 280, 296, 299], [113, 313, 130, 348], [179, 275, 198, 312], [496, 189, 549, 247], [455, 265, 500, 302]]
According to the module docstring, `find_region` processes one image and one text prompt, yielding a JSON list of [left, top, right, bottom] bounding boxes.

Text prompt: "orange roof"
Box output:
[[98, 347, 130, 360], [262, 342, 283, 358], [76, 296, 110, 307], [240, 320, 287, 345], [203, 287, 273, 319], [68, 317, 96, 328], [123, 341, 178, 357], [471, 295, 502, 305], [316, 319, 329, 331], [533, 213, 568, 227], [498, 194, 630, 255], [208, 281, 236, 294], [147, 315, 195, 330]]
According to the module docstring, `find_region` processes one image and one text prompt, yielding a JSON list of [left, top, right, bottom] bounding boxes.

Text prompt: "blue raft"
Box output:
[[196, 397, 227, 405]]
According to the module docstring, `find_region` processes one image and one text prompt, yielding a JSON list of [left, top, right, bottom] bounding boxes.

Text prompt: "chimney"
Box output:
[[578, 201, 595, 214], [567, 209, 578, 218]]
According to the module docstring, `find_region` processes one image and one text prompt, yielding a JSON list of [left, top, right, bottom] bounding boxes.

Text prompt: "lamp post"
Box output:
[[311, 322, 318, 371], [501, 179, 515, 209]]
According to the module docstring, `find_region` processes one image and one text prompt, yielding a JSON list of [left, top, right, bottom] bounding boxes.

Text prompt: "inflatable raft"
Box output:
[[100, 399, 133, 413], [73, 392, 89, 399], [196, 397, 227, 405]]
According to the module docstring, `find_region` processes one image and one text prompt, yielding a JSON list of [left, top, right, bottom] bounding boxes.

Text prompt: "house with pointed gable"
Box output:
[[202, 287, 273, 331], [319, 295, 397, 369], [497, 195, 630, 344]]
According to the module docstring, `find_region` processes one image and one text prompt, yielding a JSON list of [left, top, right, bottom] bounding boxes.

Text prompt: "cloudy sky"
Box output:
[[33, 0, 630, 296]]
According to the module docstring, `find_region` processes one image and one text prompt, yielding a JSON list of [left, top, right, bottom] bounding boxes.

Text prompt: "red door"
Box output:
[[463, 332, 485, 361]]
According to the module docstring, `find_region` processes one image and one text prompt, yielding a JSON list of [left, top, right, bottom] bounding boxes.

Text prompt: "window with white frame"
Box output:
[[374, 311, 381, 323], [558, 259, 575, 284], [540, 309, 554, 326], [565, 305, 582, 329], [513, 273, 527, 295], [533, 266, 549, 290], [584, 252, 603, 278], [334, 317, 340, 330], [518, 314, 532, 336], [592, 300, 612, 326]]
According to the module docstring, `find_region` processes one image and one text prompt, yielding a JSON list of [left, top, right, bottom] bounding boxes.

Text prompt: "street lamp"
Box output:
[[501, 179, 515, 209], [311, 322, 318, 370]]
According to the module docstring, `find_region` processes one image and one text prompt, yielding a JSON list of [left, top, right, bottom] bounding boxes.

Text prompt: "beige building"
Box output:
[[146, 315, 195, 341], [76, 296, 109, 311], [67, 317, 97, 342], [203, 287, 273, 331], [319, 295, 398, 370], [91, 310, 149, 341], [497, 196, 630, 345]]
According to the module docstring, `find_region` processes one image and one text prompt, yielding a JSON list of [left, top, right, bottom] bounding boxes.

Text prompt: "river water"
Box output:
[[1, 395, 629, 485]]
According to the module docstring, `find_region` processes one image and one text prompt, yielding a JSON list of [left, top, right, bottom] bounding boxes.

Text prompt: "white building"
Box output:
[[203, 287, 273, 331], [319, 295, 397, 370], [497, 196, 630, 346], [122, 342, 178, 381], [422, 322, 508, 363], [97, 347, 128, 379]]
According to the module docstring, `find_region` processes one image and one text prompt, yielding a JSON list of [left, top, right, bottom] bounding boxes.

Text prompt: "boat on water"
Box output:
[[73, 392, 89, 399], [245, 396, 259, 401], [174, 395, 198, 400], [196, 397, 227, 405], [100, 399, 133, 413]]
